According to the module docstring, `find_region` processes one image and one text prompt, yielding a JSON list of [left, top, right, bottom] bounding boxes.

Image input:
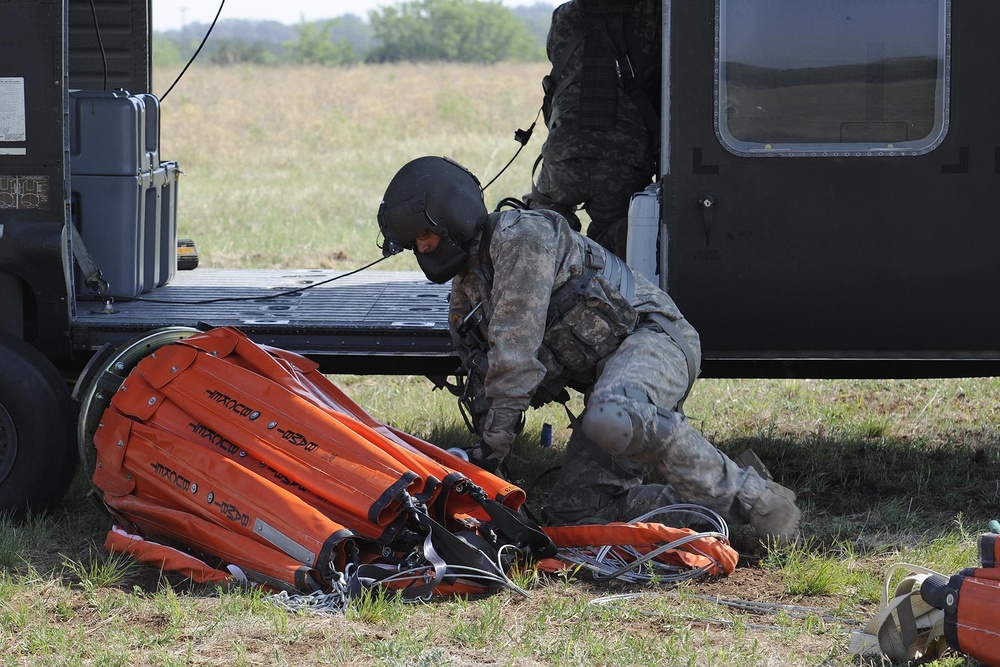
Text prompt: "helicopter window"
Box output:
[[715, 0, 950, 157]]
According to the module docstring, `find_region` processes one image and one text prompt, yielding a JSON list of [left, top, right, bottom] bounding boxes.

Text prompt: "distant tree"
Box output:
[[367, 0, 545, 63], [287, 19, 358, 65], [330, 14, 375, 56], [152, 35, 185, 68], [207, 38, 274, 66]]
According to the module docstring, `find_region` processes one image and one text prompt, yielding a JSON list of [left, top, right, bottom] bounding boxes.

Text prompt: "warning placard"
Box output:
[[0, 78, 26, 142], [0, 175, 48, 210]]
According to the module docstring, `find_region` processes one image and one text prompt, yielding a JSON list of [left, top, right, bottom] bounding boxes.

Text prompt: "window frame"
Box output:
[[714, 0, 952, 158]]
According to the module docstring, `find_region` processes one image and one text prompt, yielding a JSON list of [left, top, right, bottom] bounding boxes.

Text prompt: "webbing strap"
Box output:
[[548, 25, 591, 96], [476, 212, 501, 290], [849, 563, 949, 662], [642, 312, 697, 411], [579, 18, 620, 130], [603, 8, 661, 155], [473, 488, 557, 559], [67, 221, 109, 295], [599, 247, 634, 302]]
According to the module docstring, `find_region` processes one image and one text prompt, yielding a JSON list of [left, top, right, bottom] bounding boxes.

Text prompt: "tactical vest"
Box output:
[[543, 0, 660, 142], [456, 213, 639, 413], [454, 211, 698, 430]]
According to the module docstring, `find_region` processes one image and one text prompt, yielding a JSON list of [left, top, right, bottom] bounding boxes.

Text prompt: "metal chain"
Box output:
[[267, 588, 349, 616]]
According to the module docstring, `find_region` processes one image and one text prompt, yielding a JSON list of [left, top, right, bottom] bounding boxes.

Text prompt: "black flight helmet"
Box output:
[[378, 156, 487, 283]]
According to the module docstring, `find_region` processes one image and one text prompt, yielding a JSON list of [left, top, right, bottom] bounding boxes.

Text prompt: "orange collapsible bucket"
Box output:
[[90, 326, 736, 600], [92, 327, 556, 598]]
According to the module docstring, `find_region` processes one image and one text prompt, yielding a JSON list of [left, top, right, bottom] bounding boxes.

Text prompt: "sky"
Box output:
[[152, 0, 548, 31]]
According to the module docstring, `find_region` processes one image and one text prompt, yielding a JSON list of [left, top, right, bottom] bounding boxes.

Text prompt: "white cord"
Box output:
[[553, 503, 731, 584]]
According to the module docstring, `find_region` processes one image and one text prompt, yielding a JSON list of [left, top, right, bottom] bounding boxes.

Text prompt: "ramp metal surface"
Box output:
[[72, 269, 455, 375]]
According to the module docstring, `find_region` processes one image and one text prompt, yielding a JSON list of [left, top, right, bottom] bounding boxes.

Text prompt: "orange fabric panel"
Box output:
[[104, 525, 232, 585], [104, 495, 325, 591], [271, 351, 524, 511], [110, 371, 375, 536], [129, 344, 425, 527], [95, 407, 351, 571], [541, 522, 738, 575], [951, 576, 1000, 665]]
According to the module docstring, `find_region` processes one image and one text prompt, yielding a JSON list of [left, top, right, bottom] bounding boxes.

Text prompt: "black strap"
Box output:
[[476, 212, 501, 291], [472, 487, 557, 559], [603, 6, 661, 154], [68, 222, 109, 295], [642, 312, 698, 411], [579, 14, 621, 129], [411, 509, 510, 594], [350, 504, 513, 600], [548, 24, 591, 96]]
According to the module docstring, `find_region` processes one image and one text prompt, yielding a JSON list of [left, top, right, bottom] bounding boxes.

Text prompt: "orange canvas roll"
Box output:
[[95, 407, 352, 577], [104, 496, 325, 592], [541, 521, 738, 576]]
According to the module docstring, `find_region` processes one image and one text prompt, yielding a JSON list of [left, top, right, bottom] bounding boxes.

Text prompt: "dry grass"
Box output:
[[157, 62, 549, 270]]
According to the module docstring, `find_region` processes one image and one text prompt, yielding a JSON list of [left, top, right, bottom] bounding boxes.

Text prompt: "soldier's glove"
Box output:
[[468, 408, 524, 474]]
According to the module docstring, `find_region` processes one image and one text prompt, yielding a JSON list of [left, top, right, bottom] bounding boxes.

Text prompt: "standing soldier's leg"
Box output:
[[526, 158, 585, 232], [583, 162, 654, 257], [580, 327, 801, 544]]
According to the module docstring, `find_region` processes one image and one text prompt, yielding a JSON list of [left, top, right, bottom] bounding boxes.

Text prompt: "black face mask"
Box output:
[[415, 236, 470, 284]]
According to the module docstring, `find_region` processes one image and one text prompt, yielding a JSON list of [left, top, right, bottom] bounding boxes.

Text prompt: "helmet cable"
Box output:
[[479, 107, 542, 192], [80, 255, 391, 306]]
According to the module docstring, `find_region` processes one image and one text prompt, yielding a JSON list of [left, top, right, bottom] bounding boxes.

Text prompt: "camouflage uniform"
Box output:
[[451, 208, 788, 529], [527, 0, 661, 256]]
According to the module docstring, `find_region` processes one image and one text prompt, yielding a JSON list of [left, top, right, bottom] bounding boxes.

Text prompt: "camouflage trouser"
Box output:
[[527, 157, 653, 257], [545, 326, 767, 525]]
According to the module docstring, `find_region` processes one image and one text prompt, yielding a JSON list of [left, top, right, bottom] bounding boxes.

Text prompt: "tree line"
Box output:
[[154, 0, 554, 67]]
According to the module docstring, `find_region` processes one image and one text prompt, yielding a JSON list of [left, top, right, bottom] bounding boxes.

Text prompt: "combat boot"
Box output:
[[747, 480, 801, 547]]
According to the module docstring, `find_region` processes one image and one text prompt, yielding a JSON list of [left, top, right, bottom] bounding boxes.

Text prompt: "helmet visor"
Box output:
[[377, 191, 454, 257]]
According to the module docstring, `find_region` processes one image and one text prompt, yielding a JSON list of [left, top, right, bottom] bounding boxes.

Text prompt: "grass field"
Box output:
[[2, 62, 996, 665], [160, 62, 551, 271]]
